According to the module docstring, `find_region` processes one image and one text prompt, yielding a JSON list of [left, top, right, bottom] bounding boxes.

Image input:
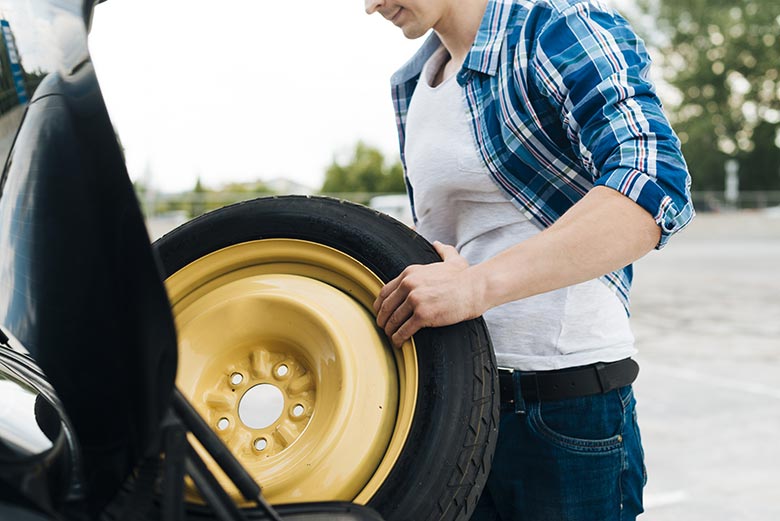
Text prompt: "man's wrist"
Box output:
[[465, 263, 497, 317]]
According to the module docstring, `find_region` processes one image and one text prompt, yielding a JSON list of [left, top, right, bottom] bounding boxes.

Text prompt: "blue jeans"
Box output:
[[471, 385, 646, 521]]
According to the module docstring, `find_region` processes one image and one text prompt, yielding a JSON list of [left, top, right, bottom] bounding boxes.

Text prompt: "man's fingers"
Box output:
[[390, 315, 420, 348], [433, 241, 459, 261], [374, 264, 423, 317], [383, 298, 414, 340], [374, 274, 402, 314], [375, 279, 411, 328]]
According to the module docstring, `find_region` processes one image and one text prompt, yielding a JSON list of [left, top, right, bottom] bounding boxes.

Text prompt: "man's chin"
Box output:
[[401, 26, 429, 39]]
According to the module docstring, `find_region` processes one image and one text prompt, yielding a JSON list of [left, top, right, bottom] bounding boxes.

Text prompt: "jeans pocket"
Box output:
[[527, 391, 625, 454]]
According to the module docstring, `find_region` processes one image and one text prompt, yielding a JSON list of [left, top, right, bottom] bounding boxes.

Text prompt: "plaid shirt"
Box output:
[[391, 0, 694, 311]]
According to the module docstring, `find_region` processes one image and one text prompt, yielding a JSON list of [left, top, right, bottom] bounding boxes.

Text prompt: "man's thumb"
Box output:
[[433, 241, 458, 260]]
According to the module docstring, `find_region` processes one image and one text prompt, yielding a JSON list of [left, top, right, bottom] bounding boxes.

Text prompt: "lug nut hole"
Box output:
[[254, 438, 268, 451], [292, 404, 305, 418], [230, 372, 244, 386], [217, 418, 230, 431], [276, 364, 289, 378]]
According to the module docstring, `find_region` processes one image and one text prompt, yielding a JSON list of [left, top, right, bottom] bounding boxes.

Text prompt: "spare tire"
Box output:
[[153, 196, 498, 521]]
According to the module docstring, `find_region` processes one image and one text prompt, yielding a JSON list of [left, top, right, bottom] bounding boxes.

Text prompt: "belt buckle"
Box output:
[[498, 369, 514, 404], [498, 369, 527, 414]]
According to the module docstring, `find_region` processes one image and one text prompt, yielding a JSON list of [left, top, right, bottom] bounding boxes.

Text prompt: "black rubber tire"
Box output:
[[186, 501, 384, 521], [153, 196, 499, 521]]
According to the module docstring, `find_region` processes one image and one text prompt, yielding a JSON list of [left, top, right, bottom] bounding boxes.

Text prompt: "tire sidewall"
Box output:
[[154, 196, 498, 521]]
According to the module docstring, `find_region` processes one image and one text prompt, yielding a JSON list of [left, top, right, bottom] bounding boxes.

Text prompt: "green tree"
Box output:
[[190, 177, 207, 218], [635, 0, 780, 191], [219, 181, 273, 195], [185, 179, 275, 217], [321, 142, 406, 201]]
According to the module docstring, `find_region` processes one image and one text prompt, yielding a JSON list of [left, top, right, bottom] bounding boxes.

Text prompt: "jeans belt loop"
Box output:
[[594, 362, 608, 393], [512, 370, 527, 415]]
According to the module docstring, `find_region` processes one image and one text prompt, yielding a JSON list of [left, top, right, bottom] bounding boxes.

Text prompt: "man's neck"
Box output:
[[433, 0, 489, 65]]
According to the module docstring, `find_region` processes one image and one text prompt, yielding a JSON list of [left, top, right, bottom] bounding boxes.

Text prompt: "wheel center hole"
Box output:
[[238, 384, 285, 429]]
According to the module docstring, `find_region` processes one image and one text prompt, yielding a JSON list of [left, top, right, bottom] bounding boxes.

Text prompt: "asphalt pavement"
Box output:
[[630, 211, 780, 520]]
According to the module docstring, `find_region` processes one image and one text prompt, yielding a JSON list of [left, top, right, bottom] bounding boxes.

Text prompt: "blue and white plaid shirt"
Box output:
[[391, 0, 694, 311]]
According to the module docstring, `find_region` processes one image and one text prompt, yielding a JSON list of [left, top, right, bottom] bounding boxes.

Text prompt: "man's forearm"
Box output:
[[374, 186, 662, 346], [470, 186, 662, 312]]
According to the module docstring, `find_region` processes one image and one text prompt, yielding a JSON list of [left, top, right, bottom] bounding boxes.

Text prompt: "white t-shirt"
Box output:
[[404, 46, 636, 371]]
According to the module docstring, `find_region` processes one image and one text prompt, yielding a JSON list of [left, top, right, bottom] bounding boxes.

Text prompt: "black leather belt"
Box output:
[[499, 358, 639, 403]]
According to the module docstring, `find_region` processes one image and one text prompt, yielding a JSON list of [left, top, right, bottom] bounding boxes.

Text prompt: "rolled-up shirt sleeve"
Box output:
[[530, 1, 694, 248]]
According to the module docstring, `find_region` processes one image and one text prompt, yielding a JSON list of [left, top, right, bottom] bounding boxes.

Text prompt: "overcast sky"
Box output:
[[88, 1, 421, 193]]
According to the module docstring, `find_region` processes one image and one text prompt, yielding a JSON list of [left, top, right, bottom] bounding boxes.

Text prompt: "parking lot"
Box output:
[[630, 211, 780, 520]]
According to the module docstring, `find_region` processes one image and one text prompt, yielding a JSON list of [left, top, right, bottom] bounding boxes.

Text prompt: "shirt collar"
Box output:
[[390, 32, 443, 86], [463, 0, 514, 76], [391, 0, 514, 86]]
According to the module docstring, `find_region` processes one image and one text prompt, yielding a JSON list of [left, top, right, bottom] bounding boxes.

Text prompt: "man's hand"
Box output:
[[373, 241, 484, 347], [372, 188, 661, 348]]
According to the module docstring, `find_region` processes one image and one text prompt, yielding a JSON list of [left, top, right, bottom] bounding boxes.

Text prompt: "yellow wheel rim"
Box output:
[[164, 239, 418, 505]]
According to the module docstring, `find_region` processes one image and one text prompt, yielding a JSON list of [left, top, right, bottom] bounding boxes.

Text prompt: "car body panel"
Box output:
[[0, 0, 178, 512]]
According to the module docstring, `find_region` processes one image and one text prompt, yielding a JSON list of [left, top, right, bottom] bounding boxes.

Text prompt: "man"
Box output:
[[366, 0, 694, 519]]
